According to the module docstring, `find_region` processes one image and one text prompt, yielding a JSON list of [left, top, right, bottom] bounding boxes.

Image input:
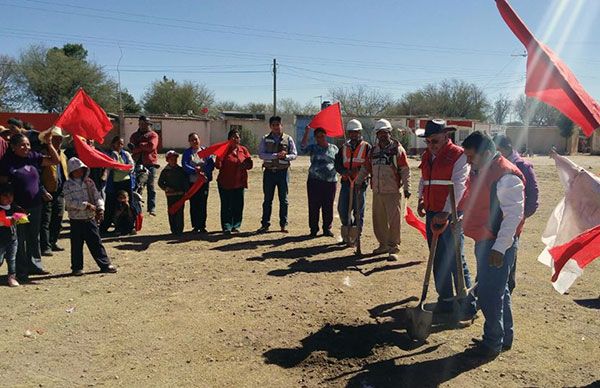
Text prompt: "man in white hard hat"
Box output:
[[334, 119, 371, 247], [357, 119, 410, 257]]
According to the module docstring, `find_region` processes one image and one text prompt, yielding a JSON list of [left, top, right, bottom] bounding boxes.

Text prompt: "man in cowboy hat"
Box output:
[[417, 119, 476, 318], [39, 127, 69, 256], [357, 119, 410, 258], [334, 119, 371, 247]]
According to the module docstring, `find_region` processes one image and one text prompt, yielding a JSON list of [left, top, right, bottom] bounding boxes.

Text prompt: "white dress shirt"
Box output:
[[493, 174, 525, 254]]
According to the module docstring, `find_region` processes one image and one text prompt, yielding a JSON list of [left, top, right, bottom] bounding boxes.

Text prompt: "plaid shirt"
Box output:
[[64, 177, 104, 220]]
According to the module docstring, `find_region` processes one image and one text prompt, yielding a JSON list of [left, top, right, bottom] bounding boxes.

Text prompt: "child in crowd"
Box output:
[[113, 190, 136, 236], [63, 157, 117, 276], [0, 183, 20, 287], [158, 150, 188, 235]]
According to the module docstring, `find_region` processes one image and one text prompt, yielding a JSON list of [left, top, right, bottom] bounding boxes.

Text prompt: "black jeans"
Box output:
[[166, 195, 184, 234], [16, 204, 43, 279], [40, 191, 65, 251], [190, 182, 209, 230], [69, 219, 111, 271], [218, 186, 244, 232]]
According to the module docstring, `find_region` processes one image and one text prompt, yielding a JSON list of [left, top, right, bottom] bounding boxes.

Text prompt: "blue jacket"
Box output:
[[182, 147, 215, 182], [105, 149, 136, 193]]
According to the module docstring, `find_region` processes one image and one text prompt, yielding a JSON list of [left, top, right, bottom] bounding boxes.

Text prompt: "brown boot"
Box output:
[[7, 274, 20, 287]]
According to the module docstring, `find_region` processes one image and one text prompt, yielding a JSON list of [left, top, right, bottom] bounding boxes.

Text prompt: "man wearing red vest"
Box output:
[[460, 131, 524, 358], [417, 119, 476, 317], [334, 119, 371, 246]]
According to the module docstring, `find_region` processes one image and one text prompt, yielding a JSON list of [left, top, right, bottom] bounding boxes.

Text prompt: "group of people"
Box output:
[[0, 118, 121, 287], [284, 116, 538, 359], [0, 112, 541, 359]]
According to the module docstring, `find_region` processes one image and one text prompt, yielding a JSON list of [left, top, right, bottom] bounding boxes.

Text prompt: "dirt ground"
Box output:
[[0, 154, 599, 388]]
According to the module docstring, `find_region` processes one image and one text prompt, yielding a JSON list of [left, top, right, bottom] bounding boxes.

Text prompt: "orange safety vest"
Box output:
[[461, 154, 525, 242], [342, 140, 369, 180], [419, 141, 464, 212]]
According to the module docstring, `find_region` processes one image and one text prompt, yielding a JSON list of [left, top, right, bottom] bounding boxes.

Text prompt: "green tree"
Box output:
[[119, 89, 141, 113], [239, 126, 258, 154], [17, 43, 119, 112], [142, 77, 214, 115], [557, 113, 574, 138]]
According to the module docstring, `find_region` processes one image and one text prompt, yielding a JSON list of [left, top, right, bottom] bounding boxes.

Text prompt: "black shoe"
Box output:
[[197, 228, 208, 234], [231, 228, 240, 233], [41, 250, 53, 257], [29, 268, 50, 276], [323, 230, 334, 237], [51, 244, 65, 252], [464, 343, 500, 359], [71, 270, 84, 276], [101, 265, 118, 274], [256, 226, 269, 234], [223, 230, 232, 236], [309, 230, 319, 237], [471, 337, 511, 352]]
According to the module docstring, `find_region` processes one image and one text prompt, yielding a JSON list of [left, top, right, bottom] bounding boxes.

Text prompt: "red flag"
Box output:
[[405, 206, 427, 240], [497, 0, 600, 137], [549, 224, 600, 283], [73, 135, 132, 171], [54, 89, 113, 144], [168, 141, 230, 215], [197, 141, 229, 160], [0, 210, 11, 227], [307, 102, 344, 138], [168, 175, 207, 215]]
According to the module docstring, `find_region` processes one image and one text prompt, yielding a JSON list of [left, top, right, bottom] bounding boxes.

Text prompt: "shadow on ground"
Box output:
[[211, 234, 313, 252], [264, 296, 482, 386], [265, 252, 422, 276], [574, 297, 600, 310]]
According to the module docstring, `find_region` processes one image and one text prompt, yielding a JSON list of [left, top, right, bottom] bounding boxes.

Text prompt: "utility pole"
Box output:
[[117, 45, 124, 112], [272, 58, 277, 116]]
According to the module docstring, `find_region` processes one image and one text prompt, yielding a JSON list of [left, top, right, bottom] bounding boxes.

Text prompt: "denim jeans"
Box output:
[[70, 219, 111, 271], [0, 239, 17, 275], [508, 237, 520, 293], [190, 182, 209, 230], [261, 169, 289, 228], [426, 211, 475, 314], [474, 239, 517, 352], [337, 180, 366, 228]]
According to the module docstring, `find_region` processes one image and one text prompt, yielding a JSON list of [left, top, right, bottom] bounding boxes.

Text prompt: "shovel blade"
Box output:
[[347, 226, 360, 244], [406, 306, 433, 341]]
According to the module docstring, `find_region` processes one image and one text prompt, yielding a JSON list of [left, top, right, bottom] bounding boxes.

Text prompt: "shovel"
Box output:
[[342, 176, 361, 255], [406, 221, 447, 341], [447, 184, 471, 322]]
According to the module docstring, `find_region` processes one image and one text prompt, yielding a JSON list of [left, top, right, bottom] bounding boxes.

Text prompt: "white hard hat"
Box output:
[[373, 119, 392, 133], [346, 119, 363, 132]]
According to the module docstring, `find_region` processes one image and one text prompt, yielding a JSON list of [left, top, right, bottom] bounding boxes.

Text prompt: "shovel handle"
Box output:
[[448, 183, 467, 296]]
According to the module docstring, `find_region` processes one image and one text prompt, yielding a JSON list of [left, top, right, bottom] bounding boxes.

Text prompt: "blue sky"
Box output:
[[1, 0, 600, 109]]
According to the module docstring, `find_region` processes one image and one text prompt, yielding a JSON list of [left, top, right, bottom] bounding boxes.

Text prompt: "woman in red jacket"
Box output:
[[215, 129, 253, 235]]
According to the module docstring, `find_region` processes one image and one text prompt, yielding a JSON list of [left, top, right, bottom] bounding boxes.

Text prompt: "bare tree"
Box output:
[[329, 85, 393, 116], [490, 94, 512, 124], [278, 98, 319, 115], [514, 95, 561, 126], [0, 54, 23, 110]]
